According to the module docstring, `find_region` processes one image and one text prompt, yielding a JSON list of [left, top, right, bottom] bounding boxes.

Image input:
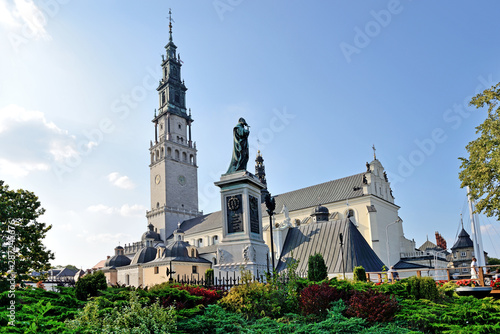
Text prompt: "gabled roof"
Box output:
[[276, 218, 385, 274], [263, 173, 366, 217], [451, 228, 473, 250], [55, 268, 78, 277], [92, 259, 107, 270], [418, 240, 437, 252]]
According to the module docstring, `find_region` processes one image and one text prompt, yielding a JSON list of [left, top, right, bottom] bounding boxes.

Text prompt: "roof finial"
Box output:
[[460, 213, 463, 229], [372, 144, 377, 160], [168, 8, 174, 42]]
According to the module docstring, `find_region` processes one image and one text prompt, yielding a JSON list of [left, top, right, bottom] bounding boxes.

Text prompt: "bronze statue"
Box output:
[[226, 118, 250, 174]]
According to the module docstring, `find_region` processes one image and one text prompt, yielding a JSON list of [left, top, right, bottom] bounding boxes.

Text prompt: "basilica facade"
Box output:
[[100, 21, 416, 287]]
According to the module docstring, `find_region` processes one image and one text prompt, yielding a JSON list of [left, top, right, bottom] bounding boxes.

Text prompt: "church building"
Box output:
[[100, 16, 417, 286]]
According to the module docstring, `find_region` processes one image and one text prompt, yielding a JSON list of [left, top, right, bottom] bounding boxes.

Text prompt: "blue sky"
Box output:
[[1, 0, 499, 269]]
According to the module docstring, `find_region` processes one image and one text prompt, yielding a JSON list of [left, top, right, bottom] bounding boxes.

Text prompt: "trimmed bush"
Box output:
[[407, 276, 439, 301], [299, 282, 347, 317], [346, 288, 400, 323], [308, 253, 327, 282], [205, 268, 214, 285], [353, 266, 367, 282]]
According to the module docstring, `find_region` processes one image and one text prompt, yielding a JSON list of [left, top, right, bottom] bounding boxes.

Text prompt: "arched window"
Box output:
[[190, 155, 194, 165], [347, 209, 355, 218], [156, 202, 160, 209], [156, 150, 160, 160], [175, 150, 180, 160], [182, 152, 187, 162], [190, 249, 195, 257], [160, 147, 164, 158], [197, 238, 203, 247], [167, 147, 172, 157], [125, 274, 130, 285], [151, 153, 154, 164], [213, 257, 217, 265], [212, 235, 219, 245]]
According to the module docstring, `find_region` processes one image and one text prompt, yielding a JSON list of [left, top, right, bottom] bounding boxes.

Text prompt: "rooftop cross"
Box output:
[[372, 144, 377, 160], [168, 8, 175, 41]]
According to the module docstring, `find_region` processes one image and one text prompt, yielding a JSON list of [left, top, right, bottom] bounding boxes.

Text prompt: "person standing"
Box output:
[[470, 257, 479, 279]]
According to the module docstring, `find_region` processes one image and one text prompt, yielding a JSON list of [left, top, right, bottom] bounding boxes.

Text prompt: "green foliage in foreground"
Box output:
[[1, 278, 500, 333], [396, 296, 500, 333], [66, 291, 176, 333], [178, 302, 418, 334]]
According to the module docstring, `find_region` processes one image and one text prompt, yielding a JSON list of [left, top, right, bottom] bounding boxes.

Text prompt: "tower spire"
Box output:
[[168, 8, 173, 42]]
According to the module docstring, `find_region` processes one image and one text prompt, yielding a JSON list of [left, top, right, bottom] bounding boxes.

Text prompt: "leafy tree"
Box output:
[[308, 253, 327, 282], [75, 270, 107, 301], [0, 181, 54, 284], [459, 82, 500, 220]]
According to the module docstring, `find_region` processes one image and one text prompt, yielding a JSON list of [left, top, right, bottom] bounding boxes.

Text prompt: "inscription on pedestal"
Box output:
[[249, 195, 260, 234], [227, 194, 243, 233]]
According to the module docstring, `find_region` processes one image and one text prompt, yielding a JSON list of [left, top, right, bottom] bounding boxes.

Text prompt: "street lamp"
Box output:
[[265, 193, 276, 274], [385, 218, 402, 268]]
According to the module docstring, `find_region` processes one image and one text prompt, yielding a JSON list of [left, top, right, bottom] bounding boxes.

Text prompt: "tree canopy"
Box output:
[[0, 181, 54, 283], [459, 82, 500, 220]]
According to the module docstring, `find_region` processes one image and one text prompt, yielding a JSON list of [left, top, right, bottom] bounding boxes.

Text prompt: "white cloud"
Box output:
[[0, 0, 51, 40], [107, 172, 136, 190], [0, 158, 49, 177], [87, 204, 115, 215], [119, 204, 146, 217], [0, 0, 20, 28], [0, 104, 83, 177], [87, 203, 146, 217], [0, 104, 65, 134]]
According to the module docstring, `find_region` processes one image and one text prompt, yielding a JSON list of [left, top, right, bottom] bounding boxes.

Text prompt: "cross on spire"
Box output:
[[168, 8, 175, 41], [372, 144, 377, 160]]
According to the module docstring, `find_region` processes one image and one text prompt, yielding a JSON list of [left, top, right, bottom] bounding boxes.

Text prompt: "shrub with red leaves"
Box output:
[[299, 282, 348, 317], [346, 289, 400, 323], [172, 285, 223, 306]]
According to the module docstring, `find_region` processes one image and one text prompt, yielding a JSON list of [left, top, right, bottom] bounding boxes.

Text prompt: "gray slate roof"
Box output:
[[170, 173, 367, 239], [263, 173, 366, 217], [276, 218, 385, 274], [451, 228, 473, 250], [394, 261, 431, 270], [167, 211, 223, 240]]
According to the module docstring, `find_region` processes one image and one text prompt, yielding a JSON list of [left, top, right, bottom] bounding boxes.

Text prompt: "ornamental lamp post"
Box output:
[[265, 193, 276, 274], [385, 218, 402, 268], [339, 232, 345, 279]]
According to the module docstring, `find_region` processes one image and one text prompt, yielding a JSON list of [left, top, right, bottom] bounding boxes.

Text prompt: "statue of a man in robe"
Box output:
[[226, 118, 250, 174]]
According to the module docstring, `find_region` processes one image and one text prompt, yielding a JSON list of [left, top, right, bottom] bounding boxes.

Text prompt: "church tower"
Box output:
[[146, 12, 200, 241]]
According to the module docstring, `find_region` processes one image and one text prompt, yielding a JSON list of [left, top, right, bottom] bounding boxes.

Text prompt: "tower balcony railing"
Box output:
[[146, 206, 203, 217]]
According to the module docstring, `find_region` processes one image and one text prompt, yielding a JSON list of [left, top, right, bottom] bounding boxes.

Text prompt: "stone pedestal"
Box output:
[[213, 171, 269, 278]]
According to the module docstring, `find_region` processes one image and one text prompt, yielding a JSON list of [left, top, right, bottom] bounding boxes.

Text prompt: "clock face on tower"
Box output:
[[178, 175, 186, 186], [155, 175, 161, 184]]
